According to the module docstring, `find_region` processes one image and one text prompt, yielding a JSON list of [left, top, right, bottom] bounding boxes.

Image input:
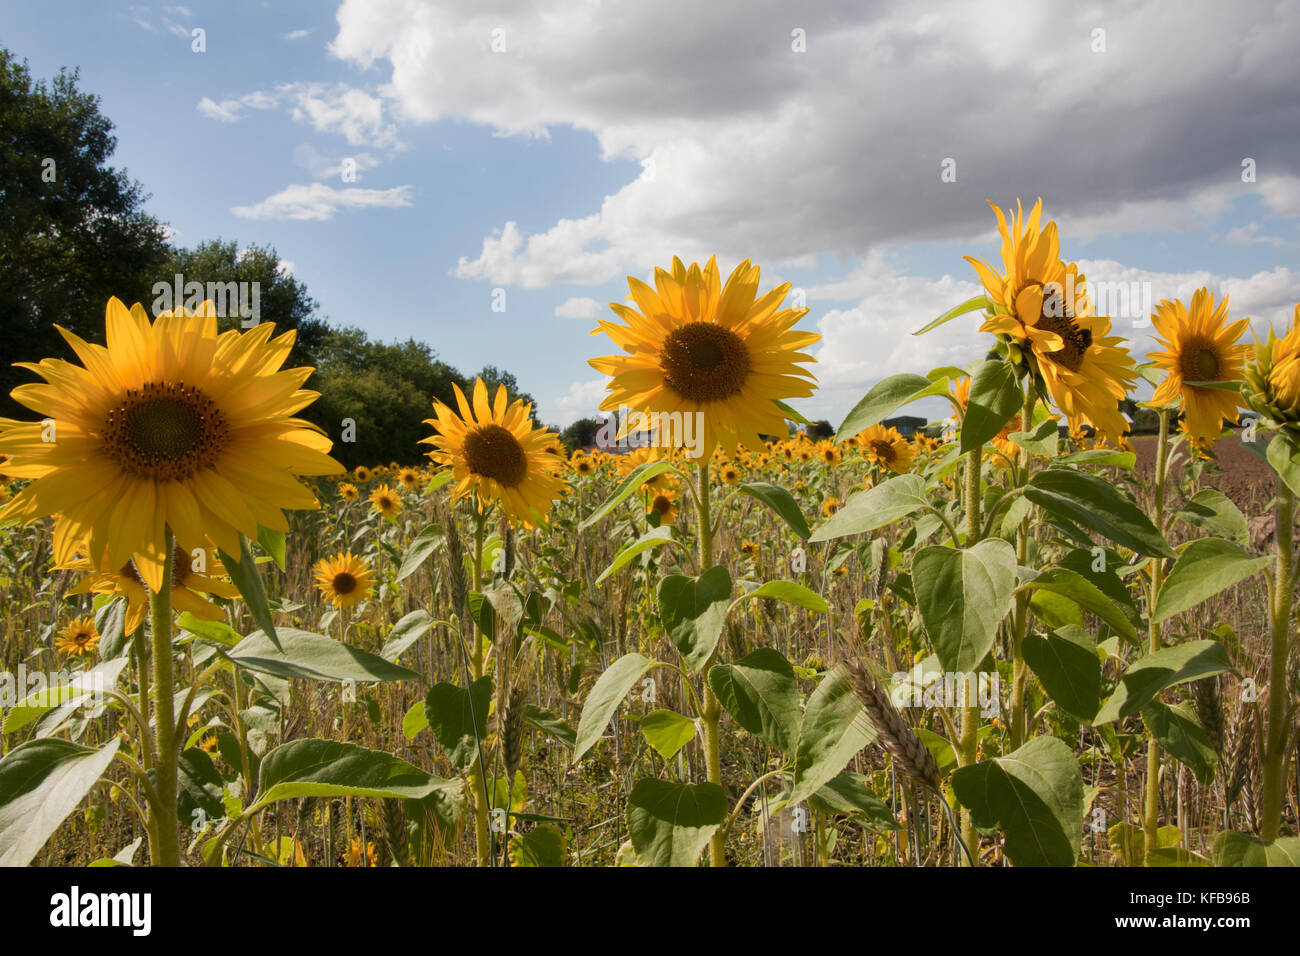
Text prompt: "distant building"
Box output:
[[882, 415, 927, 437]]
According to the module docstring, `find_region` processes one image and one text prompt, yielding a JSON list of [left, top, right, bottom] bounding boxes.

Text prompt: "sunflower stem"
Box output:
[[148, 530, 180, 866], [1143, 408, 1170, 860], [132, 623, 153, 773], [1009, 383, 1036, 750], [956, 446, 983, 865], [1261, 479, 1295, 838], [696, 461, 726, 867], [467, 499, 493, 866]]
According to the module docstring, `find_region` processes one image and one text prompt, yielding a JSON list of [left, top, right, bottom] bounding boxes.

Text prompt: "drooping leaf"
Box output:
[[657, 566, 732, 672], [595, 526, 684, 583], [1152, 538, 1272, 623], [1174, 488, 1248, 545], [380, 610, 436, 663], [810, 474, 929, 542], [1142, 700, 1216, 785], [0, 737, 120, 866], [254, 739, 453, 806], [573, 653, 659, 762], [639, 710, 697, 760], [626, 778, 726, 867], [738, 482, 811, 540], [228, 628, 417, 683], [835, 374, 950, 441], [913, 539, 1017, 672], [790, 664, 874, 805], [1095, 640, 1235, 725], [733, 579, 828, 615], [950, 736, 1083, 867], [961, 359, 1021, 453], [1022, 626, 1102, 722], [397, 525, 445, 582], [707, 648, 801, 753], [1017, 566, 1138, 643], [424, 678, 493, 773], [219, 533, 282, 649], [1026, 469, 1174, 558]]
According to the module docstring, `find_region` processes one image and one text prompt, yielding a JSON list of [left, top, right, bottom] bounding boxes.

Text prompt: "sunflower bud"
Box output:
[[1244, 309, 1300, 437]]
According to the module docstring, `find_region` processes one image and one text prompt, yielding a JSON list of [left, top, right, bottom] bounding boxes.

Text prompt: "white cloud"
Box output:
[[285, 29, 311, 40], [555, 297, 606, 320], [291, 143, 383, 180], [1225, 222, 1286, 247], [326, 0, 1300, 288], [553, 378, 609, 425], [195, 83, 398, 148], [231, 183, 414, 221]]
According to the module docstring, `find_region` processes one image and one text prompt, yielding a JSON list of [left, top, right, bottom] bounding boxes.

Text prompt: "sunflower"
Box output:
[[313, 551, 375, 609], [739, 540, 760, 558], [1245, 308, 1300, 435], [718, 463, 742, 486], [55, 616, 100, 657], [199, 729, 220, 756], [1149, 289, 1250, 444], [822, 496, 840, 517], [647, 487, 679, 526], [858, 424, 915, 474], [370, 484, 402, 520], [589, 256, 819, 461], [965, 199, 1136, 444], [571, 454, 594, 476], [397, 466, 422, 490], [0, 297, 342, 591], [422, 378, 567, 528], [818, 441, 843, 468], [63, 544, 239, 634], [338, 482, 360, 502], [354, 465, 373, 483]]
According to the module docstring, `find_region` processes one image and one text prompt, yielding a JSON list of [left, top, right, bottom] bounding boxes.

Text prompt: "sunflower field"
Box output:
[[1, 198, 1298, 872]]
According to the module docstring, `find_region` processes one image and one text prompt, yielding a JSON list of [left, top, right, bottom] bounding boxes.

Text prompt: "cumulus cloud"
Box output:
[[325, 0, 1300, 288], [195, 82, 398, 148], [231, 183, 414, 221], [553, 378, 609, 425], [555, 297, 606, 320], [285, 28, 311, 40]]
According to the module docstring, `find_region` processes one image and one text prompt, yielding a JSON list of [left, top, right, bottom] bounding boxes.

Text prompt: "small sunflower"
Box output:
[[1150, 289, 1250, 444], [572, 454, 594, 476], [739, 540, 760, 558], [822, 496, 840, 517], [369, 484, 402, 520], [718, 463, 742, 486], [0, 297, 342, 591], [965, 199, 1136, 444], [647, 488, 679, 526], [589, 256, 819, 461], [354, 465, 373, 483], [64, 544, 238, 634], [858, 424, 915, 474], [199, 730, 220, 756], [818, 442, 843, 468], [55, 616, 100, 657], [313, 551, 375, 610], [397, 467, 422, 490], [422, 379, 567, 527], [338, 482, 360, 502]]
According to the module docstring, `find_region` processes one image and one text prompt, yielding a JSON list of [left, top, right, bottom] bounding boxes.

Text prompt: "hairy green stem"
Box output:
[[149, 531, 179, 866], [1008, 385, 1036, 749], [1261, 481, 1295, 838], [1143, 409, 1170, 859], [696, 462, 725, 866], [956, 447, 983, 864]]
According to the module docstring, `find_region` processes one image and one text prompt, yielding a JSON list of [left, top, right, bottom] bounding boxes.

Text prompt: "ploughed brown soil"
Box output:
[[1129, 433, 1275, 507]]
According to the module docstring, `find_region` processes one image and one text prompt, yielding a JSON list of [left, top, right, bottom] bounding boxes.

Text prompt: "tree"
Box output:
[[147, 239, 326, 368], [560, 417, 603, 453], [466, 364, 538, 419], [805, 419, 835, 441], [0, 50, 170, 417]]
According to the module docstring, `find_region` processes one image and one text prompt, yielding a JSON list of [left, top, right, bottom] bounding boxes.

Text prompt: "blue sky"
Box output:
[[5, 0, 1300, 428]]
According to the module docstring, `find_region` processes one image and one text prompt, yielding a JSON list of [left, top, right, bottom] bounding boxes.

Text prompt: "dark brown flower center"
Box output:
[[103, 382, 228, 481], [652, 494, 673, 515], [332, 572, 358, 595], [1181, 342, 1221, 382], [1029, 284, 1092, 373], [870, 440, 896, 463], [463, 424, 528, 487], [659, 322, 750, 402]]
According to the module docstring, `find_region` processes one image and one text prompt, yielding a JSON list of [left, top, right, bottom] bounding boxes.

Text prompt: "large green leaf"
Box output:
[[573, 653, 660, 762], [254, 739, 452, 806], [707, 648, 801, 753], [424, 678, 492, 773], [1142, 701, 1216, 784], [810, 474, 928, 542], [380, 610, 436, 663], [1213, 831, 1300, 866], [639, 710, 697, 760], [218, 533, 281, 649], [1152, 538, 1272, 623], [835, 374, 947, 441], [658, 566, 732, 672], [789, 664, 874, 805], [1095, 640, 1234, 724], [738, 482, 811, 540], [2, 658, 127, 734], [626, 778, 726, 867], [396, 525, 444, 582], [0, 738, 120, 866], [523, 705, 576, 750], [228, 628, 417, 683], [1026, 469, 1174, 558], [961, 360, 1021, 453], [1058, 548, 1144, 639], [1022, 626, 1102, 722], [1018, 567, 1138, 643], [914, 539, 1016, 672], [1266, 433, 1300, 498], [950, 736, 1083, 867], [580, 461, 680, 529], [509, 824, 567, 867], [1174, 488, 1248, 545], [808, 771, 900, 830], [595, 526, 683, 583], [732, 580, 828, 615]]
